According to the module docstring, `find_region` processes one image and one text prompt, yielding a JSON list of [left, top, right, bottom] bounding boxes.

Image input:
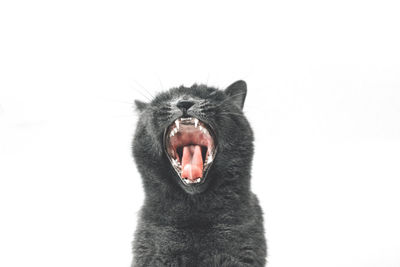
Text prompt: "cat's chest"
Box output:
[[146, 223, 241, 253]]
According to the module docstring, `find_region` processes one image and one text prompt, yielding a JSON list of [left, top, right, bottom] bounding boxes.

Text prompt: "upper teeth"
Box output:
[[170, 125, 179, 136], [170, 117, 210, 137]]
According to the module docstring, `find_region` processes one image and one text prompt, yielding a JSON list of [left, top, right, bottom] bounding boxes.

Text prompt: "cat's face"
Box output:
[[133, 81, 253, 195]]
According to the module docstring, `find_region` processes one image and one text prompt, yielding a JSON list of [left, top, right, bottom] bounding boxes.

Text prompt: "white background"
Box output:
[[1, 1, 399, 266]]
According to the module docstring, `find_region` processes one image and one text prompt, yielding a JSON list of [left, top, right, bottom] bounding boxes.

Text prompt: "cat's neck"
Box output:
[[141, 179, 252, 226]]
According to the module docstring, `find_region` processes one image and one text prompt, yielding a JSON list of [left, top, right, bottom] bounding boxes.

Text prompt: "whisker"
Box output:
[[133, 80, 155, 100], [155, 73, 164, 91], [111, 114, 139, 118], [130, 84, 153, 102], [200, 108, 216, 113], [98, 98, 134, 106]]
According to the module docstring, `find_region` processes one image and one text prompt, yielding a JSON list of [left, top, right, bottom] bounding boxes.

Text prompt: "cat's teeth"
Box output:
[[175, 120, 179, 130], [207, 153, 213, 164], [182, 178, 202, 184], [174, 128, 178, 134], [183, 178, 192, 184], [199, 126, 203, 131], [171, 131, 175, 137], [194, 118, 199, 128]]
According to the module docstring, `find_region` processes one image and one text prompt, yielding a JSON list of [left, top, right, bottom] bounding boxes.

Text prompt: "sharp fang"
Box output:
[[175, 120, 179, 130], [196, 178, 201, 183], [171, 131, 175, 137], [207, 153, 213, 163], [194, 118, 199, 128], [174, 128, 178, 134], [199, 126, 203, 131]]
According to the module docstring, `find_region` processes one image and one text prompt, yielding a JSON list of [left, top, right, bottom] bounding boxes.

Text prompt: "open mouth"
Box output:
[[164, 117, 216, 185]]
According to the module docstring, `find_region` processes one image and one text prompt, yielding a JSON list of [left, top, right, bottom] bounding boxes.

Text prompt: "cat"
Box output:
[[131, 80, 267, 267]]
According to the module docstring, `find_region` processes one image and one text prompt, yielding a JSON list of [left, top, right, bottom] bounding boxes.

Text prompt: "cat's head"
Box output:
[[132, 80, 253, 195]]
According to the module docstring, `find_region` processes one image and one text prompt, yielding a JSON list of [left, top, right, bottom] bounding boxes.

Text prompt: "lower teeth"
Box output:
[[183, 178, 201, 184]]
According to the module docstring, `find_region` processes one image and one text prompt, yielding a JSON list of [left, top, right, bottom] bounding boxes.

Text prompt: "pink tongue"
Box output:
[[181, 145, 203, 181]]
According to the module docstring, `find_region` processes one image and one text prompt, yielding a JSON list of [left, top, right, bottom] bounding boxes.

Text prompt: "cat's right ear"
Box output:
[[134, 100, 149, 112]]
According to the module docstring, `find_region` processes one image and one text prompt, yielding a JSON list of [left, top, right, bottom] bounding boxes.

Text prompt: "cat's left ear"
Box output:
[[134, 100, 149, 112], [224, 80, 247, 110]]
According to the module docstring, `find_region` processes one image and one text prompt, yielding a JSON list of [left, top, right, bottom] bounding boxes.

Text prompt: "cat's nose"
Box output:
[[176, 100, 195, 112]]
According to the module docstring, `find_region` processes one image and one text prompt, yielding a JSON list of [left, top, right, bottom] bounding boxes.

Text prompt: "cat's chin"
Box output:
[[164, 116, 217, 194]]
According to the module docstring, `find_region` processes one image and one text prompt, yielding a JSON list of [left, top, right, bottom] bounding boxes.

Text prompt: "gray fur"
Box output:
[[131, 81, 267, 266]]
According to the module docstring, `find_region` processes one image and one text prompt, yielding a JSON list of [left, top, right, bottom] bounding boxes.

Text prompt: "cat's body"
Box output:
[[132, 81, 266, 266]]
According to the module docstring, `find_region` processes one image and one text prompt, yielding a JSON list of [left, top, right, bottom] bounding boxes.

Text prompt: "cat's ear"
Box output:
[[134, 100, 149, 112], [224, 80, 247, 110]]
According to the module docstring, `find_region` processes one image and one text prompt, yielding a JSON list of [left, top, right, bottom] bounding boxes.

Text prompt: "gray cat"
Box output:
[[131, 81, 267, 266]]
